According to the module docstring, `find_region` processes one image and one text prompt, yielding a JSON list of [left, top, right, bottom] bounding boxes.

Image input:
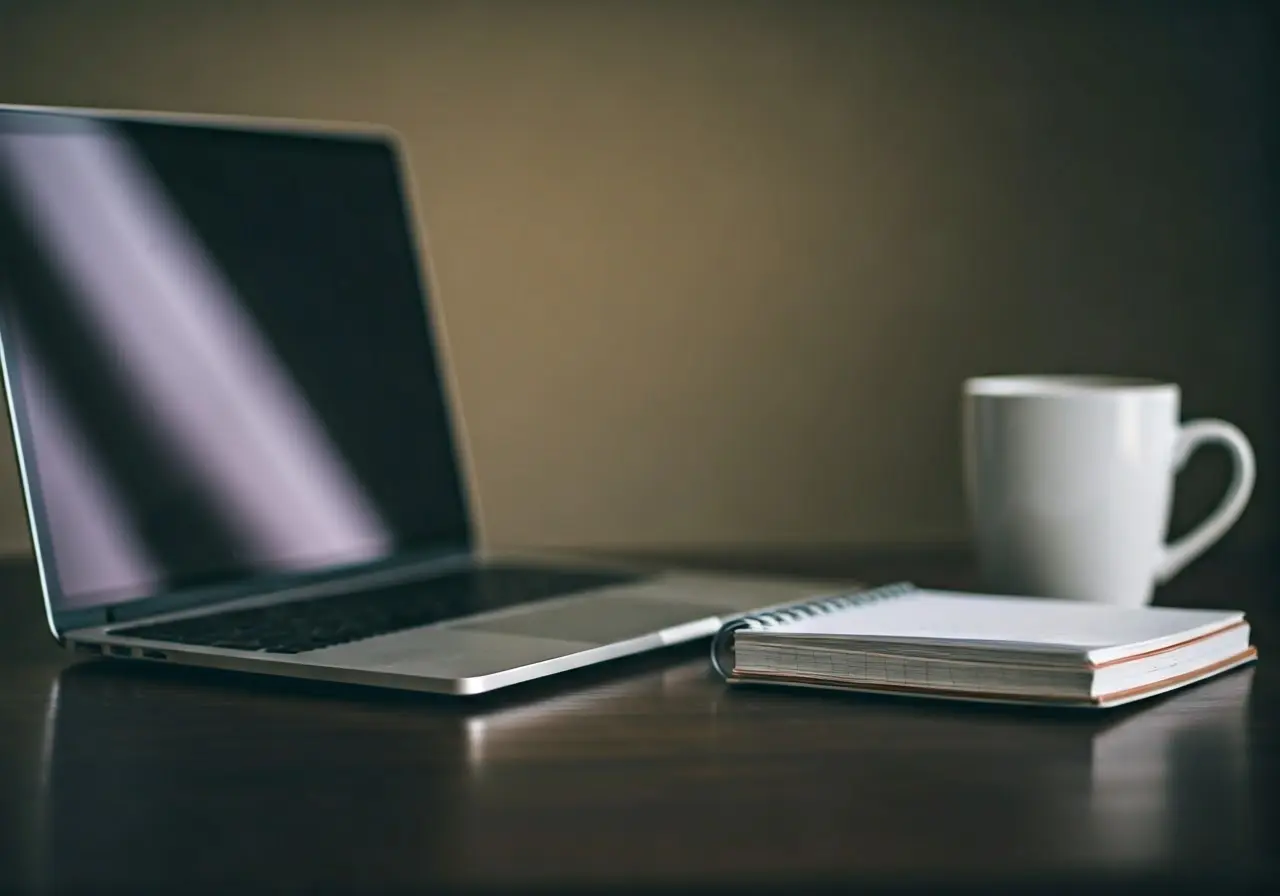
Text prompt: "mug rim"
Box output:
[[965, 375, 1178, 397]]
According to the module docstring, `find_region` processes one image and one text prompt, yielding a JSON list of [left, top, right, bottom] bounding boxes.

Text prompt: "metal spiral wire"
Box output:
[[709, 581, 916, 679]]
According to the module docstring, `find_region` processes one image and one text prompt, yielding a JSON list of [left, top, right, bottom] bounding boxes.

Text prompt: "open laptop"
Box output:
[[0, 104, 850, 695]]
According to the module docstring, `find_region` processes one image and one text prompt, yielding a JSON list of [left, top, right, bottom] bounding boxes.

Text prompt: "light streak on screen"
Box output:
[[0, 111, 470, 610]]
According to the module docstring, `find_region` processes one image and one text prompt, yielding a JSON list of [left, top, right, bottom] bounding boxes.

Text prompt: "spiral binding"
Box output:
[[709, 581, 916, 679]]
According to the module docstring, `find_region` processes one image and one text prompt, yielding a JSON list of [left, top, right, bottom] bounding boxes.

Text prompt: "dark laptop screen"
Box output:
[[0, 110, 471, 612]]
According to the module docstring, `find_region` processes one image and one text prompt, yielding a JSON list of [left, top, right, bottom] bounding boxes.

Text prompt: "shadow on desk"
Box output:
[[18, 639, 1268, 895]]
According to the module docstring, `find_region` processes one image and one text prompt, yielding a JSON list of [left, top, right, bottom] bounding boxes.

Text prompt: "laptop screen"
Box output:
[[0, 110, 472, 612]]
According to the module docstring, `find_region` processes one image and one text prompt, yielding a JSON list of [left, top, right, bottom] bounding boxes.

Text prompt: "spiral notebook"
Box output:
[[709, 583, 1257, 708]]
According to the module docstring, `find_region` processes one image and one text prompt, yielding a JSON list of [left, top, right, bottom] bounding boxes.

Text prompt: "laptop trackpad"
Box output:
[[455, 595, 707, 645]]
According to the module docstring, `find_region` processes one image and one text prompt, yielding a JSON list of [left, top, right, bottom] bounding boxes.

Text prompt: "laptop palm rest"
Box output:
[[454, 595, 712, 644]]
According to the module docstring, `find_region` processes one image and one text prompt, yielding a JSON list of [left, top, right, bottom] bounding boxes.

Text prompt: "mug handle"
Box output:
[[1155, 419, 1256, 583]]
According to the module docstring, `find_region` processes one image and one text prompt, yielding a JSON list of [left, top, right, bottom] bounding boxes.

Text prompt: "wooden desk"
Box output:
[[0, 549, 1275, 894]]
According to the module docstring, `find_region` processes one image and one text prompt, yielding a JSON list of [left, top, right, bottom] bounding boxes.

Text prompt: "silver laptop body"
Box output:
[[0, 104, 848, 695]]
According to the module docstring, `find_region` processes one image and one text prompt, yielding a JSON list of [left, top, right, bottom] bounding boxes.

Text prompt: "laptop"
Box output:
[[0, 104, 850, 695]]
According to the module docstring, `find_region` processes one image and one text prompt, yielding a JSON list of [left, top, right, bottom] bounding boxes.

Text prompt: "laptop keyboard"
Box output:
[[112, 565, 641, 654]]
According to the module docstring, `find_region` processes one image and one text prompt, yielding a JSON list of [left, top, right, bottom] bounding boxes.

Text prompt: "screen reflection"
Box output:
[[0, 111, 470, 610]]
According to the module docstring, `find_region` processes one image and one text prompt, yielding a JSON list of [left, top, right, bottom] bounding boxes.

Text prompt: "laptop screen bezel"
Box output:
[[0, 104, 481, 638]]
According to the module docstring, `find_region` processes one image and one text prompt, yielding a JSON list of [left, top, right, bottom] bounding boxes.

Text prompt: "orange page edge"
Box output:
[[728, 647, 1258, 707]]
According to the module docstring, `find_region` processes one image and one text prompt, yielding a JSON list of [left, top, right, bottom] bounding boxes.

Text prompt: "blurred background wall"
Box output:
[[0, 0, 1274, 558]]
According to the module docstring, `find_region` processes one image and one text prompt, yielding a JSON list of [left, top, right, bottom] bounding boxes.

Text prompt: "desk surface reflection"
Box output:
[[1, 551, 1276, 893]]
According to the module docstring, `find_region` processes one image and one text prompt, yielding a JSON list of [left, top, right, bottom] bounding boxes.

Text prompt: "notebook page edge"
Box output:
[[727, 649, 1257, 709], [1084, 613, 1247, 665], [1094, 648, 1258, 707], [1088, 626, 1253, 696]]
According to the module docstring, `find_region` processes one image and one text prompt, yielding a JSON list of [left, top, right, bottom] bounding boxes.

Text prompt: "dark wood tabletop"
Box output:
[[0, 547, 1275, 895]]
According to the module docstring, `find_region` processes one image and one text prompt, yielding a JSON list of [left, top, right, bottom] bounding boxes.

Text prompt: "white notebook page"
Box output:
[[764, 591, 1243, 660]]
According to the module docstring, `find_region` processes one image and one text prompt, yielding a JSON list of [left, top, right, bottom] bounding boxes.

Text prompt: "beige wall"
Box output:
[[0, 0, 1274, 558]]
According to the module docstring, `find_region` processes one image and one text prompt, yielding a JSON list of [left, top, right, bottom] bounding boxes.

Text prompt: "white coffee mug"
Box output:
[[963, 376, 1255, 607]]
